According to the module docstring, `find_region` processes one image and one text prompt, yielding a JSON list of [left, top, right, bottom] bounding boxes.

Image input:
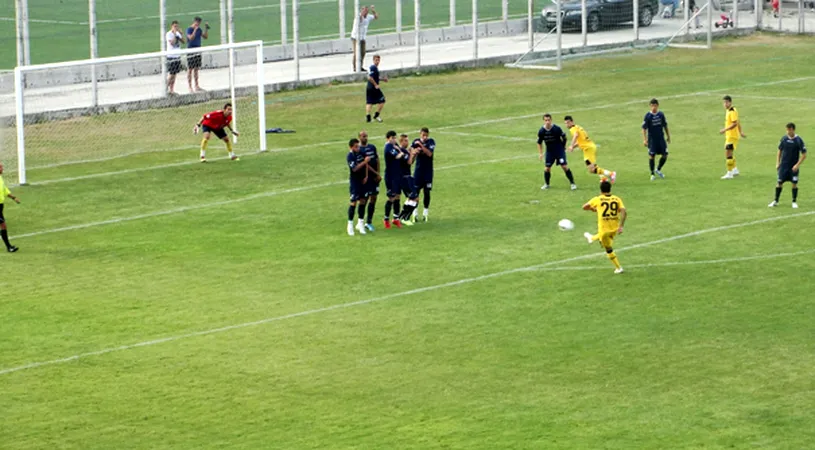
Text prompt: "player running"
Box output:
[[642, 98, 671, 181], [194, 103, 240, 162], [365, 55, 388, 123], [396, 134, 419, 226], [359, 130, 381, 232], [412, 127, 435, 222], [537, 113, 576, 190], [0, 162, 21, 253], [719, 95, 747, 179], [383, 130, 404, 229], [565, 116, 617, 183], [769, 123, 807, 209], [582, 180, 627, 274], [346, 138, 373, 236]]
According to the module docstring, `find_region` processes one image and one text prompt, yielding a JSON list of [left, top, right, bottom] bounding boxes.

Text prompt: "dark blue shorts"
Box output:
[[648, 142, 668, 156], [364, 177, 380, 197], [349, 179, 364, 202], [385, 176, 401, 197], [414, 171, 433, 191], [545, 151, 567, 168], [401, 176, 418, 199], [202, 125, 227, 140], [778, 167, 800, 184], [366, 88, 385, 105]]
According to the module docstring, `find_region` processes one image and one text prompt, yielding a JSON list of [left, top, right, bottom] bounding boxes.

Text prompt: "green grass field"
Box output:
[[3, 34, 815, 449], [0, 0, 527, 69]]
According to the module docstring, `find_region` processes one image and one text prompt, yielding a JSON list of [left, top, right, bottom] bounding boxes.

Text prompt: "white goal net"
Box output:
[[6, 40, 267, 185]]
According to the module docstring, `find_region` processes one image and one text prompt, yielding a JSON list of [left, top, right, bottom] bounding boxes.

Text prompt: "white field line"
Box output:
[[27, 145, 200, 171], [436, 76, 815, 131], [0, 17, 84, 25], [23, 75, 815, 185], [534, 249, 815, 272], [93, 0, 335, 25], [13, 154, 532, 239], [704, 94, 815, 103], [2, 210, 812, 377]]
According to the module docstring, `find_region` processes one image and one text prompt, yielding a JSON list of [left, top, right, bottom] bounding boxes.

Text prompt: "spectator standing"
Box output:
[[351, 5, 378, 72], [186, 17, 209, 92], [165, 20, 186, 95]]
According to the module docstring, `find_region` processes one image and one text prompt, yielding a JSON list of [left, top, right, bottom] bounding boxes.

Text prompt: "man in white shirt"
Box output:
[[350, 5, 378, 72], [165, 20, 186, 95]]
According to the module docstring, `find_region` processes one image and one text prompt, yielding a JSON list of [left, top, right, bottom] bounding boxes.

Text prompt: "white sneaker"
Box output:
[[422, 209, 429, 222], [412, 210, 419, 221], [768, 200, 778, 207], [541, 184, 550, 190], [356, 221, 367, 235], [614, 267, 625, 274], [792, 202, 799, 209], [570, 184, 577, 191], [583, 232, 594, 244], [732, 168, 740, 176], [650, 175, 656, 181], [347, 222, 355, 236], [721, 171, 734, 179]]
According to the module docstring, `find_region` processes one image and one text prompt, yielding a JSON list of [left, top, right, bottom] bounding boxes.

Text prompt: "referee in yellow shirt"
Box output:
[[0, 162, 21, 253]]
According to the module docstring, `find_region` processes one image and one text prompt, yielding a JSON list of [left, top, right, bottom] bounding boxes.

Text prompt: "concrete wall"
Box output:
[[0, 19, 527, 93]]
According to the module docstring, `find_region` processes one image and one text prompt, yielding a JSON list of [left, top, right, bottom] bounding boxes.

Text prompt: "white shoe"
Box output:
[[614, 267, 624, 274], [768, 200, 778, 207], [356, 221, 367, 235], [570, 184, 577, 191], [792, 202, 799, 209], [583, 232, 594, 244], [412, 210, 419, 221], [422, 209, 429, 222], [650, 175, 655, 181], [541, 184, 550, 190], [732, 168, 740, 176], [721, 171, 734, 179], [655, 169, 665, 179], [347, 222, 355, 236]]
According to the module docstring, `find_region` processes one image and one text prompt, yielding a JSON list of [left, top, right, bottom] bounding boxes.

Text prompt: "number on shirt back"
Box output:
[[601, 201, 618, 217]]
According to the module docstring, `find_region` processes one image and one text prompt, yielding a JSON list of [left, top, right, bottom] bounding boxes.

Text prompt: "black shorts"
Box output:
[[414, 171, 433, 191], [648, 142, 668, 156], [167, 58, 183, 75], [545, 150, 567, 168], [366, 88, 385, 105], [364, 177, 380, 197], [778, 167, 800, 184], [0, 203, 4, 225], [385, 176, 401, 197], [401, 176, 418, 199], [202, 125, 227, 140], [187, 52, 202, 69], [349, 179, 365, 202]]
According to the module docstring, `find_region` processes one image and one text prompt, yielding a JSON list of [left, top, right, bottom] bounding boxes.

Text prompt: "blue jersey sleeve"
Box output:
[[556, 126, 567, 145], [799, 137, 807, 153], [660, 112, 668, 127], [642, 113, 650, 130], [425, 139, 436, 153], [537, 127, 545, 145], [347, 152, 358, 170]]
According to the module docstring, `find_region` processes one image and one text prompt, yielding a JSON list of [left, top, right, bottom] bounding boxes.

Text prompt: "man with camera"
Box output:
[[350, 5, 378, 72], [165, 20, 186, 95], [186, 16, 210, 92]]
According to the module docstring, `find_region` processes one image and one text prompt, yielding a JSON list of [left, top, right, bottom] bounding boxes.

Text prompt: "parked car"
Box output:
[[542, 0, 659, 32]]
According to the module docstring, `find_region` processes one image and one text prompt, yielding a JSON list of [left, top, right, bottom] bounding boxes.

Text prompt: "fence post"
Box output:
[[707, 0, 712, 48], [396, 0, 402, 33], [503, 0, 509, 22], [294, 0, 300, 81], [755, 0, 762, 29], [281, 0, 288, 44], [89, 0, 98, 107], [527, 0, 534, 50], [472, 0, 478, 60], [339, 0, 345, 38], [21, 0, 30, 65], [450, 0, 456, 26], [733, 0, 739, 29], [633, 0, 639, 41], [416, 0, 422, 67], [220, 0, 227, 44], [353, 0, 360, 71], [15, 0, 24, 67], [160, 0, 167, 96], [581, 0, 587, 46]]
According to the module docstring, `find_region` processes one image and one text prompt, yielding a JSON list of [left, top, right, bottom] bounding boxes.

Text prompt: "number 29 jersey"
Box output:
[[588, 194, 625, 233]]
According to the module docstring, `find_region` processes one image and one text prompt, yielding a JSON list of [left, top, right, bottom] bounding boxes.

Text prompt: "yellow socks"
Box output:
[[607, 251, 621, 269], [726, 157, 736, 171], [225, 138, 234, 157], [200, 138, 209, 158]]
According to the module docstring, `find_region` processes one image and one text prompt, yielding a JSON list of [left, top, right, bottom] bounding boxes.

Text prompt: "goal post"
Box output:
[[9, 40, 267, 185]]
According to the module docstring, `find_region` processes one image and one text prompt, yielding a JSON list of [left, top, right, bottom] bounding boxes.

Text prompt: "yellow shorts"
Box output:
[[595, 230, 617, 249], [582, 145, 597, 165], [724, 139, 739, 151]]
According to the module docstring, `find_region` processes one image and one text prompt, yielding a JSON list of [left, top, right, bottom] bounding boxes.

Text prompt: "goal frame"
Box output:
[[13, 40, 267, 185]]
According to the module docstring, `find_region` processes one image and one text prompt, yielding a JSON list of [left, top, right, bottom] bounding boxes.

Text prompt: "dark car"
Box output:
[[542, 0, 658, 32]]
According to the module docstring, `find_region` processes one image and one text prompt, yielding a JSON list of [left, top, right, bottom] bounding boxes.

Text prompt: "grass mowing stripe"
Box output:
[[2, 211, 812, 377]]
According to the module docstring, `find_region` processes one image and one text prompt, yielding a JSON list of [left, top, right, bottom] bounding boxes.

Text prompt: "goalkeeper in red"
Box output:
[[194, 103, 240, 162]]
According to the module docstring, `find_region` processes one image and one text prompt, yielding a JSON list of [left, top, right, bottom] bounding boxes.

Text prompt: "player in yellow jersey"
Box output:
[[719, 95, 747, 179], [564, 116, 617, 183], [0, 162, 21, 253], [582, 180, 626, 274]]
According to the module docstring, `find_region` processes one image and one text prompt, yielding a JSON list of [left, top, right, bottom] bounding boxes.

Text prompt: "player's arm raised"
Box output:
[[617, 207, 627, 234]]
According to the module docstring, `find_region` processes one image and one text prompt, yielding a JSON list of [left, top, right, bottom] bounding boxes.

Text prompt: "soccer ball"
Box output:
[[558, 219, 575, 231]]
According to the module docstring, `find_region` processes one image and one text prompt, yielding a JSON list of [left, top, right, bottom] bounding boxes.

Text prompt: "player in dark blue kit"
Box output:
[[642, 98, 672, 181], [382, 130, 405, 229], [537, 113, 576, 191], [397, 134, 419, 226], [412, 127, 435, 222], [365, 55, 388, 123], [346, 138, 373, 236], [359, 130, 381, 231], [769, 123, 807, 209]]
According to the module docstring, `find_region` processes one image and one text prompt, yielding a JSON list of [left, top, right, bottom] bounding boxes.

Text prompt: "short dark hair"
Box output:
[[600, 180, 612, 194], [787, 122, 796, 130], [543, 113, 552, 120], [386, 130, 397, 138], [224, 102, 232, 109], [349, 138, 360, 147], [564, 115, 573, 121], [722, 95, 732, 102], [649, 98, 659, 105], [171, 20, 179, 25], [421, 127, 430, 134], [194, 16, 202, 22]]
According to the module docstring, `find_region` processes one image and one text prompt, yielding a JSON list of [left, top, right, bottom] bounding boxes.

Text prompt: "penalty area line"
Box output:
[[1, 210, 812, 377]]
